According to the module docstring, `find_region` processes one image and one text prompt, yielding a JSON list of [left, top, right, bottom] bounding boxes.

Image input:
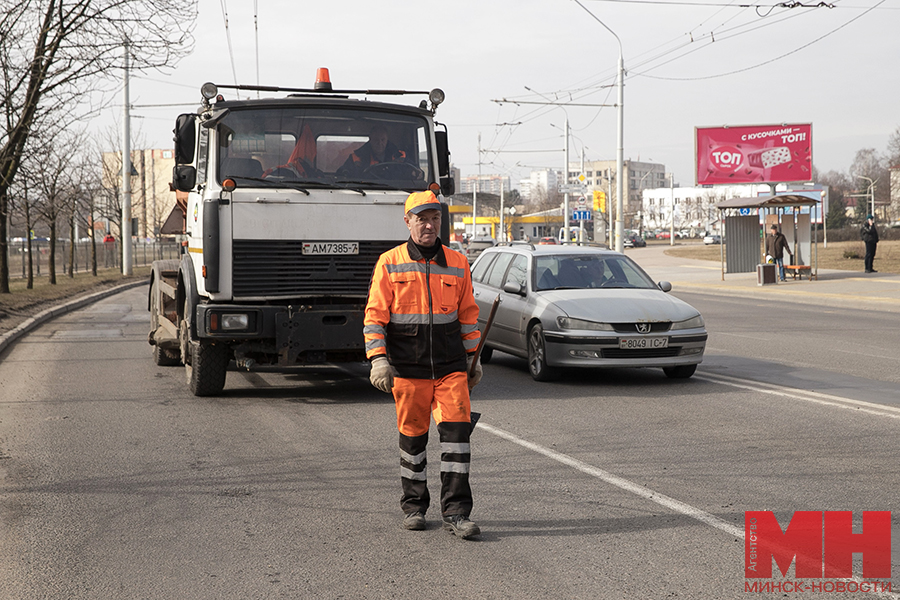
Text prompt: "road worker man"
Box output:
[[339, 124, 407, 176], [363, 190, 483, 539]]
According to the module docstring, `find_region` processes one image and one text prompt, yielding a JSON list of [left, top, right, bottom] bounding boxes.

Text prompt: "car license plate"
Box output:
[[302, 242, 359, 255], [619, 337, 668, 350]]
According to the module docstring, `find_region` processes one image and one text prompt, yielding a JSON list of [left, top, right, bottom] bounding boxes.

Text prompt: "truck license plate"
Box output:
[[302, 242, 359, 255], [619, 337, 668, 350]]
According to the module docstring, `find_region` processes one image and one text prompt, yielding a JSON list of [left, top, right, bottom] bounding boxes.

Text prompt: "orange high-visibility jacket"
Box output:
[[364, 240, 481, 380]]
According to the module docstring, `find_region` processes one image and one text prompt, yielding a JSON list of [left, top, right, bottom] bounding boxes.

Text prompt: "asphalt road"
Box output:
[[1, 285, 898, 599]]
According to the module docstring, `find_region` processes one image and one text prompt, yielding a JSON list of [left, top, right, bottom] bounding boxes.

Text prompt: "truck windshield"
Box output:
[[216, 107, 432, 191]]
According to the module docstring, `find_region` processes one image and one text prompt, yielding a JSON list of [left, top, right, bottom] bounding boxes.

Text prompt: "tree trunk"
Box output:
[[0, 192, 8, 294], [90, 221, 97, 276], [68, 215, 75, 278], [48, 220, 57, 285], [25, 208, 34, 290]]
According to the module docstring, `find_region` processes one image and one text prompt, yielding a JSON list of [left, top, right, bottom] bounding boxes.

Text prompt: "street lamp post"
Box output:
[[856, 175, 877, 219], [574, 0, 625, 252]]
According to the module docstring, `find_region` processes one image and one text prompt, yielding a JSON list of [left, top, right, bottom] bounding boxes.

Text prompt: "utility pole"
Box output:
[[499, 183, 505, 242], [563, 116, 569, 243], [121, 43, 133, 276], [472, 133, 480, 239]]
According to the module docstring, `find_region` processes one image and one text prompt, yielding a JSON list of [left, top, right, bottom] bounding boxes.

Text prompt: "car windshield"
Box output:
[[215, 107, 432, 191], [534, 254, 657, 290]]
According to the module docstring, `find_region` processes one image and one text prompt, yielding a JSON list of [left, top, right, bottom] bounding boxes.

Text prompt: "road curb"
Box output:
[[0, 279, 148, 358]]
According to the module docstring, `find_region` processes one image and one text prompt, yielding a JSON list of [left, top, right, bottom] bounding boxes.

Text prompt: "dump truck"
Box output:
[[148, 69, 454, 395]]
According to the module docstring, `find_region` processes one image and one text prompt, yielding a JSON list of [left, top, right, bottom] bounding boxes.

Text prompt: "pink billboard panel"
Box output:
[[695, 124, 812, 185]]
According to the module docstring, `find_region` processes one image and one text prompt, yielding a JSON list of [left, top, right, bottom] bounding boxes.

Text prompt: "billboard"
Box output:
[[695, 123, 812, 185]]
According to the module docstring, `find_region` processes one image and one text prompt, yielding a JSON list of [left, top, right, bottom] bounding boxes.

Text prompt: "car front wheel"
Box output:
[[528, 324, 559, 381], [663, 364, 697, 379]]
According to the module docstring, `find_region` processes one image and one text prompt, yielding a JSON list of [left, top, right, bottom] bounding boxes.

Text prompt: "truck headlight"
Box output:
[[220, 314, 250, 330]]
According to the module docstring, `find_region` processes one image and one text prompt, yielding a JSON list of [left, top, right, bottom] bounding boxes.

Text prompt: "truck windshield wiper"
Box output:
[[227, 176, 309, 195], [334, 179, 416, 192]]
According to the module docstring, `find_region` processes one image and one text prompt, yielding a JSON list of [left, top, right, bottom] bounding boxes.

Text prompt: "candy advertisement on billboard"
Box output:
[[695, 123, 812, 185]]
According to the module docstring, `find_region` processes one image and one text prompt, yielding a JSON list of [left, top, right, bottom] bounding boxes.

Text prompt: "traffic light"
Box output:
[[593, 190, 606, 213]]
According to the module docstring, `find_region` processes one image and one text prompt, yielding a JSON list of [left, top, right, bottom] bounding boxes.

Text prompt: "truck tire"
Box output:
[[150, 279, 180, 366], [187, 341, 230, 396]]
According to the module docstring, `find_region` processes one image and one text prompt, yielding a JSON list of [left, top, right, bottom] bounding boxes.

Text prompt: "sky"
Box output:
[[107, 0, 899, 190]]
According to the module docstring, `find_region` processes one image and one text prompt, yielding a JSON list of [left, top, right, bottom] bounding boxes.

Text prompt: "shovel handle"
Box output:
[[469, 294, 500, 378]]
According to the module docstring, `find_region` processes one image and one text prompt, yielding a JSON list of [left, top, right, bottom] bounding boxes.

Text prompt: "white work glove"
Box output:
[[369, 356, 395, 393], [467, 355, 483, 391]]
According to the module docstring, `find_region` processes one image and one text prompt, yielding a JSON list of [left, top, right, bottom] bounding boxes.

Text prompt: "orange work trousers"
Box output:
[[392, 371, 473, 516]]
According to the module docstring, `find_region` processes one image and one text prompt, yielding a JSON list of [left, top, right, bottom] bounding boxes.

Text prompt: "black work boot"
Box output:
[[442, 514, 480, 539], [403, 511, 426, 531]]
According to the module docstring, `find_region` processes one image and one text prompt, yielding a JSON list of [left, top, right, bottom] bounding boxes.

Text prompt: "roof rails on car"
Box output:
[[496, 241, 535, 250], [560, 241, 610, 249]]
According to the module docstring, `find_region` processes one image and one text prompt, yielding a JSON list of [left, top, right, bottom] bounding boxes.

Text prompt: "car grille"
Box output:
[[611, 322, 672, 334], [232, 240, 398, 299], [602, 348, 682, 359]]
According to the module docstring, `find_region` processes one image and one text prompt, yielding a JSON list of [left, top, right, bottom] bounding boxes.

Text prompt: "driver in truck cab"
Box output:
[[339, 124, 406, 176]]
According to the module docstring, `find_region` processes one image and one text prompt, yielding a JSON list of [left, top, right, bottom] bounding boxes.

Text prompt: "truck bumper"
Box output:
[[195, 303, 366, 365]]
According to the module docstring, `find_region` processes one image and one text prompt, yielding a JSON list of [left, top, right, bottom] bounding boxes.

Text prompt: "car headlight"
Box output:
[[557, 316, 615, 331], [671, 315, 705, 330]]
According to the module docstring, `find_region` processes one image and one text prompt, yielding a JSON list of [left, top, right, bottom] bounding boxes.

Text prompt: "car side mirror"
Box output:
[[503, 281, 525, 296], [658, 281, 672, 293]]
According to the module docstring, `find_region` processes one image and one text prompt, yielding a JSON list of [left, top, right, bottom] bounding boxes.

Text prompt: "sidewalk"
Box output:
[[630, 244, 900, 314]]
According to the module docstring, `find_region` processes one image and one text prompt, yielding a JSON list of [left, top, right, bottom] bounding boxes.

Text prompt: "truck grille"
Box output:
[[232, 240, 400, 299]]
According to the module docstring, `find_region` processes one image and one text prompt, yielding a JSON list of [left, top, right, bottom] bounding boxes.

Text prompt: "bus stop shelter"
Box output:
[[715, 194, 821, 280]]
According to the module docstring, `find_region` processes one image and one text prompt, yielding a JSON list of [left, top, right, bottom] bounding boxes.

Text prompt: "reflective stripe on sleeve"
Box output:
[[364, 324, 386, 336], [365, 339, 386, 352], [463, 338, 479, 351], [460, 323, 478, 335]]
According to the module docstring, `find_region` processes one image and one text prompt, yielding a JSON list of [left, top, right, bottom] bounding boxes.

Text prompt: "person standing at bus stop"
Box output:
[[861, 215, 879, 273], [363, 190, 483, 539], [765, 224, 793, 282]]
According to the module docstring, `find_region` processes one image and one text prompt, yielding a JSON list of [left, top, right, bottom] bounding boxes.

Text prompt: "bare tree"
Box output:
[[29, 131, 85, 285], [0, 0, 197, 293]]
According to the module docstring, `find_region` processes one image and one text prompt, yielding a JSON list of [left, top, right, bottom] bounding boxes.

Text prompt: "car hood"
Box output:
[[538, 288, 700, 323]]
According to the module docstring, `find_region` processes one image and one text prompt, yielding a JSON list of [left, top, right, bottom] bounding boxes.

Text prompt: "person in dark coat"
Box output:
[[861, 215, 879, 273], [765, 224, 793, 282]]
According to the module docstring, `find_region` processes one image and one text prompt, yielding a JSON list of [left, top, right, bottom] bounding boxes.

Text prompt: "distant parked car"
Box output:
[[448, 240, 463, 253], [538, 237, 558, 245], [703, 234, 722, 245], [623, 233, 646, 248], [465, 236, 495, 264]]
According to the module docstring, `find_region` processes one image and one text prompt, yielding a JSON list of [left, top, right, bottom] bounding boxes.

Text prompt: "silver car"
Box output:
[[470, 243, 707, 381]]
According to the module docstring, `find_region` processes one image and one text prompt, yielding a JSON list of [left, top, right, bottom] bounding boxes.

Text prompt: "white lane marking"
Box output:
[[696, 372, 900, 420], [476, 422, 744, 539], [477, 420, 900, 599]]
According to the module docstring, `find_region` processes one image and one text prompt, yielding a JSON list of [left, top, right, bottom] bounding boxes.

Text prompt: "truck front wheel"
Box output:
[[187, 340, 230, 396]]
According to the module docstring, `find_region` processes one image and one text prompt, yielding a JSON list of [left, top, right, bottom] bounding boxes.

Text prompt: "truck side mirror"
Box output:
[[440, 177, 455, 197], [173, 114, 197, 165], [435, 128, 454, 197], [172, 165, 196, 192]]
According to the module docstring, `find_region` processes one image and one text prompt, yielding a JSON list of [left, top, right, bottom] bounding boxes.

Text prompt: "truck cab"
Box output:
[[149, 70, 454, 395]]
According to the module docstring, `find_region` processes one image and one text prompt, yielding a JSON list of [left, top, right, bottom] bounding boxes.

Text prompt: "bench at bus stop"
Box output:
[[785, 264, 815, 280]]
